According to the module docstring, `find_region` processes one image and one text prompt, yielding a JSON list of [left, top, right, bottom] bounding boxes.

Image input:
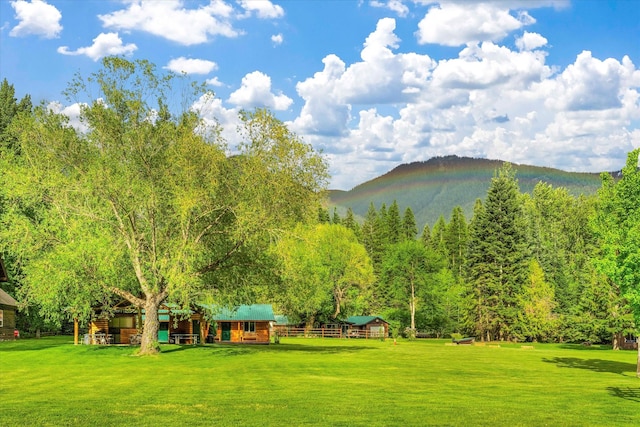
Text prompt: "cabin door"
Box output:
[[158, 322, 169, 343], [221, 322, 231, 341], [192, 320, 200, 342]]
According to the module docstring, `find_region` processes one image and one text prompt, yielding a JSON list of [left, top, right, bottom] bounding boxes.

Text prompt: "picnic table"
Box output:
[[83, 333, 113, 345], [170, 334, 199, 344]]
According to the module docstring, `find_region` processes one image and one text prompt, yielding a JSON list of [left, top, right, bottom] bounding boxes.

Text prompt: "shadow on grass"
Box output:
[[188, 343, 375, 357], [263, 343, 372, 354], [0, 338, 69, 352], [558, 344, 613, 351], [160, 345, 193, 354], [542, 357, 636, 375], [607, 387, 640, 402]]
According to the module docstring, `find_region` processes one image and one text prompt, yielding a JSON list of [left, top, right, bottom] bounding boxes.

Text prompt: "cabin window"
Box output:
[[243, 321, 256, 333], [109, 316, 134, 329], [0, 309, 3, 327]]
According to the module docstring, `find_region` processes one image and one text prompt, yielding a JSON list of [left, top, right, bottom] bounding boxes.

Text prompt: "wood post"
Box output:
[[73, 317, 79, 345]]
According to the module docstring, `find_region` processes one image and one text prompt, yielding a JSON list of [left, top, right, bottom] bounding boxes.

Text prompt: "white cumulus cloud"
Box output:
[[271, 33, 283, 45], [228, 71, 293, 111], [206, 77, 224, 87], [57, 32, 137, 61], [238, 0, 284, 19], [416, 2, 534, 46], [286, 15, 640, 190], [98, 0, 240, 46], [165, 57, 218, 75], [370, 0, 409, 17], [516, 31, 548, 51], [9, 0, 62, 38]]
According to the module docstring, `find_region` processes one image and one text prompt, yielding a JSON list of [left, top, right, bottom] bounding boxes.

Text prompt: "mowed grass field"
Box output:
[[1, 337, 639, 426]]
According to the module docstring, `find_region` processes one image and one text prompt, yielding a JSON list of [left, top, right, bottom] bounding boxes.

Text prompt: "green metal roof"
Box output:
[[210, 304, 276, 322], [346, 316, 388, 326]]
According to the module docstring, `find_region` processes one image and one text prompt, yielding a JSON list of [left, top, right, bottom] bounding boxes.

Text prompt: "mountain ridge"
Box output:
[[328, 155, 606, 229]]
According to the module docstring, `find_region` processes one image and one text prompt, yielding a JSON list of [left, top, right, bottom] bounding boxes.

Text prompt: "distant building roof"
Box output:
[[209, 304, 276, 322], [346, 315, 388, 326], [274, 315, 290, 325], [0, 288, 18, 307]]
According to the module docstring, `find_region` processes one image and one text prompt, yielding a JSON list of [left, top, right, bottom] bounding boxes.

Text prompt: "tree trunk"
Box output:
[[139, 295, 163, 355], [200, 321, 210, 344], [410, 279, 416, 330], [613, 332, 624, 350], [305, 314, 315, 337]]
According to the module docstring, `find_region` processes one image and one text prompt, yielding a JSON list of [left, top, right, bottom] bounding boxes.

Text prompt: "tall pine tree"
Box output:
[[465, 164, 528, 341], [402, 207, 418, 241]]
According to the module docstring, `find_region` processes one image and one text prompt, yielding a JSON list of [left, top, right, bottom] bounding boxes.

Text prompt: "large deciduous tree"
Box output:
[[273, 223, 374, 327], [382, 240, 439, 333], [592, 149, 640, 376], [0, 57, 328, 355]]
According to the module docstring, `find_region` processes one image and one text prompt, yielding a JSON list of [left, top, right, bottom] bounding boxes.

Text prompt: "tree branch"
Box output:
[[197, 240, 244, 275]]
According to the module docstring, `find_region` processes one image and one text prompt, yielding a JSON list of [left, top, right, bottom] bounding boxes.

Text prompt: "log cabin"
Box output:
[[346, 316, 389, 338], [212, 304, 275, 344]]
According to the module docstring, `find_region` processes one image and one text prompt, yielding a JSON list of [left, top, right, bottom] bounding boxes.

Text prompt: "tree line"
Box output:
[[1, 59, 639, 367], [315, 163, 638, 347]]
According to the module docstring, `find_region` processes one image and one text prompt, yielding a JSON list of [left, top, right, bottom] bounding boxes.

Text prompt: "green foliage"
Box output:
[[0, 58, 328, 354], [593, 149, 640, 318], [465, 164, 529, 341], [381, 240, 443, 330], [444, 206, 467, 277], [273, 223, 374, 325], [385, 200, 402, 244], [401, 206, 417, 241], [515, 260, 558, 342], [342, 207, 361, 239]]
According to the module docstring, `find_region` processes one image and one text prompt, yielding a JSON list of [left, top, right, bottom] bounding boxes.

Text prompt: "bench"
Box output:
[[242, 335, 257, 342], [171, 334, 199, 344]]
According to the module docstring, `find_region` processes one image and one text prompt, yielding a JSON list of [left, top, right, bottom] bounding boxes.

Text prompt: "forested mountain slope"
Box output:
[[329, 156, 605, 228]]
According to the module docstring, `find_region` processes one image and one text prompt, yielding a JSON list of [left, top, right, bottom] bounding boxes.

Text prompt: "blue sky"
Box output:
[[1, 0, 639, 190]]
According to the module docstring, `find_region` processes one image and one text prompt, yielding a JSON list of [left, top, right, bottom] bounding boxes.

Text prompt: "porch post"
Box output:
[[73, 317, 79, 345]]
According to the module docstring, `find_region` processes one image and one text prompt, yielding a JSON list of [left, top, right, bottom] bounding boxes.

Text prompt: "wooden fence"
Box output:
[[274, 327, 386, 339]]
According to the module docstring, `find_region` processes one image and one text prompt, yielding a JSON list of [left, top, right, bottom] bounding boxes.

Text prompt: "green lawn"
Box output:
[[0, 337, 638, 426]]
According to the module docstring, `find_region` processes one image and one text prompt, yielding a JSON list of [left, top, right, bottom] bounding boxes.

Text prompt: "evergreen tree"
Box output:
[[401, 207, 418, 241], [445, 206, 468, 277], [318, 207, 330, 223], [386, 200, 402, 244], [465, 164, 529, 341], [420, 223, 431, 247], [342, 207, 361, 239], [430, 215, 448, 258], [331, 207, 341, 225], [361, 203, 384, 272], [378, 203, 389, 246]]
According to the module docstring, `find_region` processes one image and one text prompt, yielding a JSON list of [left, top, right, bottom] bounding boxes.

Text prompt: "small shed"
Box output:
[[213, 304, 275, 344], [0, 287, 19, 340], [346, 315, 389, 338]]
